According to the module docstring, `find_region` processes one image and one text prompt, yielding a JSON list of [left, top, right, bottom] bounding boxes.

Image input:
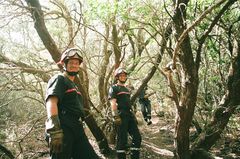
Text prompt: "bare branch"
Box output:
[[172, 0, 227, 69]]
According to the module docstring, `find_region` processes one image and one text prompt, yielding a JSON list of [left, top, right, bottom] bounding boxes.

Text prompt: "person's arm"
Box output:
[[45, 96, 61, 132], [110, 98, 121, 125], [46, 96, 59, 118], [110, 98, 118, 115], [45, 96, 63, 153]]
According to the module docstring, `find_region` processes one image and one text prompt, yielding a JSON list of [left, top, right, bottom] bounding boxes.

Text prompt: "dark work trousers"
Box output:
[[116, 111, 141, 159], [139, 102, 151, 121], [50, 111, 99, 159]]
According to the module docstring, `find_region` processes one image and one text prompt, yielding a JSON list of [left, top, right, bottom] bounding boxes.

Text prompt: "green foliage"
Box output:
[[85, 0, 118, 23], [228, 114, 240, 134], [0, 0, 240, 158]]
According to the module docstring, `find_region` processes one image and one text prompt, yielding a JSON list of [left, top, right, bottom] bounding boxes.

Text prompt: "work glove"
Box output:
[[113, 115, 122, 126], [49, 130, 64, 153], [45, 115, 64, 154], [112, 110, 122, 126]]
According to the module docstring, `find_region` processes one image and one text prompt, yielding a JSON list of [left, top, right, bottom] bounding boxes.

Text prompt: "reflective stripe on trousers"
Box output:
[[116, 149, 126, 153], [130, 147, 140, 151]]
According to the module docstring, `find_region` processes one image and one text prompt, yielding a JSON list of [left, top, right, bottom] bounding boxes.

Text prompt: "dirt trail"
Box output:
[[93, 113, 175, 159], [138, 113, 175, 159]]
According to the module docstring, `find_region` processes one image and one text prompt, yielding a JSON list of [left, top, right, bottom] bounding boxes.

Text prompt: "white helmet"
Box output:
[[59, 48, 83, 64]]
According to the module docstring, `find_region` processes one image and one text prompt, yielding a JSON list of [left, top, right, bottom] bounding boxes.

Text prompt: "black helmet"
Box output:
[[59, 48, 83, 64], [114, 67, 127, 78]]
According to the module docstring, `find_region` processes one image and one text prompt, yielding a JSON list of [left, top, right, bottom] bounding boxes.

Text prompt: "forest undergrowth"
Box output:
[[92, 112, 240, 159], [36, 112, 239, 159]]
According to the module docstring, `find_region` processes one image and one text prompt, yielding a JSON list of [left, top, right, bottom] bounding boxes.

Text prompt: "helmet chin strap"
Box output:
[[66, 71, 79, 76], [63, 64, 79, 76]]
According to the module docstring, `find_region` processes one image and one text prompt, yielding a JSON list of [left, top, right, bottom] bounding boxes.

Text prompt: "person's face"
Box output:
[[66, 59, 80, 72], [118, 73, 127, 83]]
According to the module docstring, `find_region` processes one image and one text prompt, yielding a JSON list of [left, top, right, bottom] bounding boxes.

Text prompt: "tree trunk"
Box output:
[[172, 1, 199, 158], [189, 0, 238, 158], [173, 62, 198, 159], [112, 19, 121, 68], [0, 144, 14, 159], [98, 24, 111, 109], [25, 0, 61, 62], [192, 39, 240, 152]]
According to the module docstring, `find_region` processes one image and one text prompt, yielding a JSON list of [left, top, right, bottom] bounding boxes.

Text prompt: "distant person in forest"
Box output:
[[45, 48, 99, 159], [138, 85, 155, 125], [108, 67, 142, 159]]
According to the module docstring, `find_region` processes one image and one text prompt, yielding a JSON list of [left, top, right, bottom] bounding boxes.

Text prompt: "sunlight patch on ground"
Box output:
[[142, 140, 174, 157]]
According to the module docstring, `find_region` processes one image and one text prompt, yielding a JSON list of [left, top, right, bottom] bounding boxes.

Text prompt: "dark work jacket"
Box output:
[[45, 74, 85, 118], [139, 89, 151, 105], [108, 84, 132, 112]]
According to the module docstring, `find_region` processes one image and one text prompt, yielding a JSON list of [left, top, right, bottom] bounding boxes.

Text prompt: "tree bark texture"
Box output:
[[98, 24, 111, 109], [0, 144, 15, 159], [25, 0, 61, 62], [112, 21, 121, 68], [172, 0, 199, 158]]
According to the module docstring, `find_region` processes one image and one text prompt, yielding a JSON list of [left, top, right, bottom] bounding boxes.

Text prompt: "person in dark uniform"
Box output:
[[108, 67, 142, 159], [139, 85, 154, 125], [45, 48, 99, 159]]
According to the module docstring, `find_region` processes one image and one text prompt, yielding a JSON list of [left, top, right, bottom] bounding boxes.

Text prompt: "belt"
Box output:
[[60, 109, 82, 122], [119, 109, 133, 114]]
